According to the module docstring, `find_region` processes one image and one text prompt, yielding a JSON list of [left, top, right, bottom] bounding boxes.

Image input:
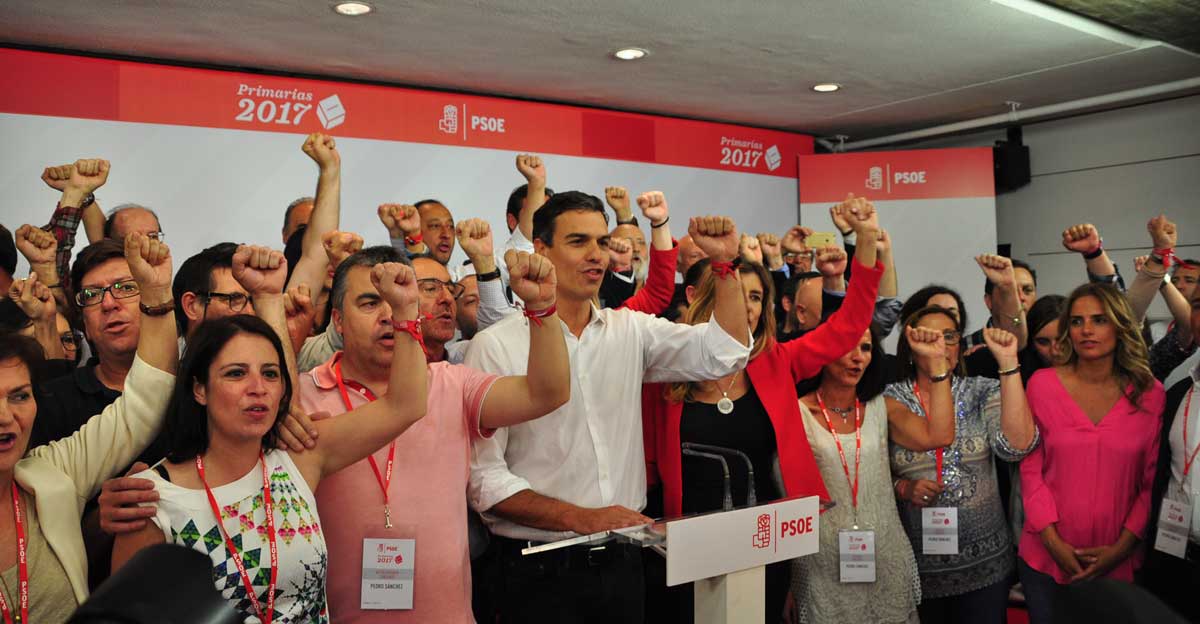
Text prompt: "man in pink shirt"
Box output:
[[298, 245, 569, 623]]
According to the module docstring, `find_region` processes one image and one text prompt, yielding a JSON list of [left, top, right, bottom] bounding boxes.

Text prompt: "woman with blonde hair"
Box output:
[[1018, 282, 1164, 623]]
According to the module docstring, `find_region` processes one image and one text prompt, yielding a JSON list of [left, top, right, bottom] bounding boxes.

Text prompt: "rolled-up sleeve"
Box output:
[[464, 330, 531, 512], [640, 314, 750, 384], [476, 277, 518, 331]]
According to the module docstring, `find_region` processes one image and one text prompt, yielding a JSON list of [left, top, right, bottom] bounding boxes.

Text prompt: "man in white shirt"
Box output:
[[466, 190, 751, 623]]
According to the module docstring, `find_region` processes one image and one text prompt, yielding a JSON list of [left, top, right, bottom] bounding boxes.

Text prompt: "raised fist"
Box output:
[[233, 245, 287, 296], [301, 133, 340, 171], [605, 186, 631, 219], [815, 247, 848, 277], [1147, 215, 1177, 250], [515, 154, 546, 185], [975, 254, 1016, 289], [688, 216, 739, 263], [69, 159, 110, 194], [505, 250, 557, 310], [906, 325, 948, 363], [1061, 224, 1100, 254], [1134, 255, 1149, 273], [377, 203, 421, 239], [875, 228, 893, 255], [739, 234, 763, 266], [636, 191, 669, 226], [370, 262, 419, 319], [41, 164, 74, 192], [607, 237, 634, 272], [14, 225, 57, 266], [8, 272, 56, 322], [829, 202, 852, 234], [284, 284, 316, 351], [837, 194, 879, 234], [982, 327, 1019, 368], [322, 231, 364, 270], [124, 232, 172, 294], [455, 219, 494, 260], [781, 226, 813, 254]]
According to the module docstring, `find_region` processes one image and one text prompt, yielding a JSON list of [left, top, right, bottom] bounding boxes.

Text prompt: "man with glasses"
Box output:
[[412, 256, 468, 363], [171, 243, 254, 351]]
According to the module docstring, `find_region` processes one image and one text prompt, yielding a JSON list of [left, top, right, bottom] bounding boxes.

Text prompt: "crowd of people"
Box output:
[[0, 131, 1196, 624]]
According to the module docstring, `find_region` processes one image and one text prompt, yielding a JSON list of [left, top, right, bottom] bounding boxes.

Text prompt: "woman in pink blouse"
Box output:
[[1019, 283, 1165, 623]]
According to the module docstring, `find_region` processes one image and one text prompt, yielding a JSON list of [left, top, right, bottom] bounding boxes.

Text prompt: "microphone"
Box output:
[[681, 447, 733, 511], [683, 442, 757, 507]]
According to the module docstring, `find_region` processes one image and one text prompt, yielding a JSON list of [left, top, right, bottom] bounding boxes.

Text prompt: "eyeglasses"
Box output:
[[75, 280, 140, 307], [204, 291, 252, 312], [942, 330, 962, 344], [146, 231, 165, 241], [59, 330, 83, 350], [417, 278, 465, 300]]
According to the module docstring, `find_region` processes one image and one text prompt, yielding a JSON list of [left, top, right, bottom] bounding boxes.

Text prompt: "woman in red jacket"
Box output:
[[642, 201, 883, 622]]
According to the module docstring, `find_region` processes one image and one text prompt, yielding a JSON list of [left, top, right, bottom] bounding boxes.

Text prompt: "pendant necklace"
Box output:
[[715, 371, 741, 414]]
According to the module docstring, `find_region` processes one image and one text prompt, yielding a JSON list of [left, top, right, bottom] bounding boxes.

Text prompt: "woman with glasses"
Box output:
[[1017, 284, 1164, 623], [887, 305, 1039, 624]]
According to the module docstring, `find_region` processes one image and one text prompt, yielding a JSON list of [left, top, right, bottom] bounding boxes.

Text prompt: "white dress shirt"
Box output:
[[1167, 362, 1200, 543], [466, 304, 750, 541]]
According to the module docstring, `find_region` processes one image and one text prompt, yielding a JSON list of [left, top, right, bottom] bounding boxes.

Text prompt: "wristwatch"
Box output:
[[477, 269, 502, 282], [1010, 306, 1025, 326], [80, 193, 95, 209]]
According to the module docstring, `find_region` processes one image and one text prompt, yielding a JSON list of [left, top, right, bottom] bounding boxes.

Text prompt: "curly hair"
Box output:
[[1054, 283, 1154, 407]]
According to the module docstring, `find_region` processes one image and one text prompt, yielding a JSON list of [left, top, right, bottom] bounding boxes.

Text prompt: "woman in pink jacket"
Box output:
[[1018, 283, 1165, 623]]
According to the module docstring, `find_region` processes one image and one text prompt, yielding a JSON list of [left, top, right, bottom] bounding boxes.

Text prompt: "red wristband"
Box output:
[[390, 318, 427, 357], [1152, 247, 1176, 269], [521, 303, 557, 327], [710, 260, 737, 279], [404, 232, 423, 246]]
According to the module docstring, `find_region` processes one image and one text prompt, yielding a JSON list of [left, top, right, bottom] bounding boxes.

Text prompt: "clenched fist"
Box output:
[[14, 225, 57, 266], [636, 191, 669, 226], [975, 254, 1016, 289], [41, 164, 74, 192], [756, 233, 783, 269], [371, 262, 419, 320], [906, 325, 949, 364], [322, 231, 364, 270], [284, 284, 316, 353], [302, 133, 340, 171], [8, 272, 56, 322], [516, 154, 546, 185], [68, 158, 111, 194], [233, 245, 287, 296], [505, 250, 557, 310], [378, 204, 420, 239], [605, 186, 632, 220], [124, 232, 172, 299], [982, 327, 1020, 369], [837, 194, 879, 235], [739, 234, 763, 266], [1061, 224, 1101, 254], [815, 247, 847, 277], [455, 219, 494, 260], [1147, 215, 1177, 250], [607, 237, 634, 272], [781, 226, 813, 254], [688, 216, 739, 263]]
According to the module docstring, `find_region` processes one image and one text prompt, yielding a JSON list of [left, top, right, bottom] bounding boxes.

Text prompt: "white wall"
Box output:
[[903, 95, 1200, 314]]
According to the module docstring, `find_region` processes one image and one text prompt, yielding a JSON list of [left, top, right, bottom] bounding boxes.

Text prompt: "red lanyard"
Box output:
[[912, 383, 944, 486], [1183, 386, 1200, 477], [0, 484, 29, 624], [815, 394, 862, 510], [334, 357, 396, 529], [197, 453, 277, 624]]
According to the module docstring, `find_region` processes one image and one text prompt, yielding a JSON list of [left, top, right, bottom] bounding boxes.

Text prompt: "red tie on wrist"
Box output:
[[391, 317, 427, 357], [404, 232, 424, 246], [1153, 247, 1176, 269], [521, 303, 557, 327], [710, 260, 736, 279]]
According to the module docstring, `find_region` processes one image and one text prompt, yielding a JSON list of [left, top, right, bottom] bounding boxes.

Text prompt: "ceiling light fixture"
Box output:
[[333, 2, 373, 16], [613, 47, 649, 61], [812, 83, 841, 93]]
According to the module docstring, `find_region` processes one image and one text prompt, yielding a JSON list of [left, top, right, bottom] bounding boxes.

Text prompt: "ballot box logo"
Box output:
[[866, 166, 884, 190], [439, 104, 459, 135], [317, 94, 346, 130], [394, 553, 404, 565], [764, 145, 782, 171], [752, 514, 771, 549]]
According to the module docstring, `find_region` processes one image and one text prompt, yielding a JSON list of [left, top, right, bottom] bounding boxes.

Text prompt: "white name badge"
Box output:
[[1154, 498, 1192, 559], [922, 507, 958, 555], [839, 530, 876, 583], [362, 538, 415, 610]]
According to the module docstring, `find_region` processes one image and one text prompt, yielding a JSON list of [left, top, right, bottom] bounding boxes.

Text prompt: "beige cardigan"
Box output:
[[14, 356, 174, 604]]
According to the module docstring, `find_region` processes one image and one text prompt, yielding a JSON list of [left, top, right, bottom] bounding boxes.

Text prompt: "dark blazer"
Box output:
[[1146, 377, 1194, 552]]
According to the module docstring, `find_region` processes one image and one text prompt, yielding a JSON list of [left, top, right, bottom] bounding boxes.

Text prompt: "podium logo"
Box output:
[[865, 166, 883, 190], [439, 105, 459, 135], [764, 145, 782, 172], [317, 94, 346, 130], [752, 514, 771, 549]]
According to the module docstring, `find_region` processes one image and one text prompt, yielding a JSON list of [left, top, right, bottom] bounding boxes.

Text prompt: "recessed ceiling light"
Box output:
[[812, 83, 841, 93], [614, 47, 649, 61], [333, 2, 372, 16]]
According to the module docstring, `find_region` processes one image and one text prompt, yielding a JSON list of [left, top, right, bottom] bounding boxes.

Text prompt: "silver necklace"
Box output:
[[827, 405, 855, 421], [715, 371, 741, 414]]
